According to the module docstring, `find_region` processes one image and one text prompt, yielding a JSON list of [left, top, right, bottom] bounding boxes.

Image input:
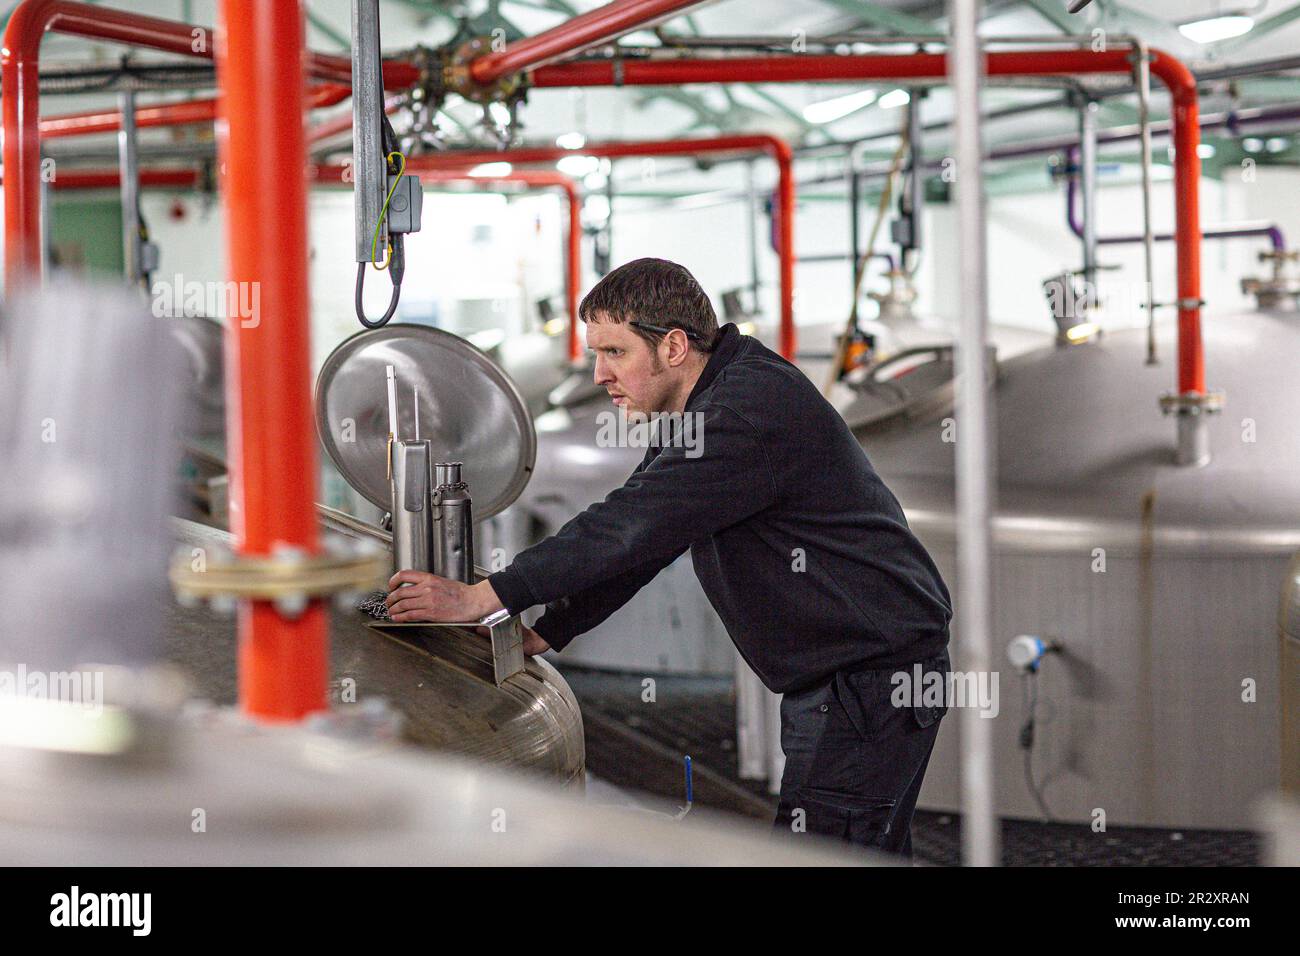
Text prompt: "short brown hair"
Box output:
[[579, 257, 719, 352]]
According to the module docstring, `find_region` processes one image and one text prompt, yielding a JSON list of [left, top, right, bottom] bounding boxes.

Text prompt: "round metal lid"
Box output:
[[315, 324, 536, 520]]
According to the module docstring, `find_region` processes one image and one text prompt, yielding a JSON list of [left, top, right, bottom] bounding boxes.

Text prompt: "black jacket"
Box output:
[[488, 323, 952, 694]]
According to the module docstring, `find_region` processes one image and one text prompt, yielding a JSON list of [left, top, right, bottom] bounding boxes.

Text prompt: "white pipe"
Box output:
[[949, 0, 999, 869]]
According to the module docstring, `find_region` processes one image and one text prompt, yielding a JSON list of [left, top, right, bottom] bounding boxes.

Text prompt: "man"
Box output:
[[386, 257, 953, 857]]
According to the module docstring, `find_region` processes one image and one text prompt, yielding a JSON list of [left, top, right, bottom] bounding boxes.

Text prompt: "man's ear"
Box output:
[[665, 328, 692, 367]]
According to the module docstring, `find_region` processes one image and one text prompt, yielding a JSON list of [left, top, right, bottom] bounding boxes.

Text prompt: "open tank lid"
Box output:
[[315, 324, 536, 520]]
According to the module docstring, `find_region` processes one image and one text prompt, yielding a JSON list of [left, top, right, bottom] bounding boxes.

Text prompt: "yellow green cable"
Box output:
[[370, 150, 407, 270]]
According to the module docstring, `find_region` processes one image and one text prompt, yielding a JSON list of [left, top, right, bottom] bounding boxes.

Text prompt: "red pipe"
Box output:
[[216, 0, 327, 721], [400, 136, 798, 359], [55, 85, 353, 139], [529, 48, 1205, 395], [468, 0, 708, 86], [39, 84, 352, 140], [311, 164, 584, 361], [307, 92, 403, 144], [31, 168, 200, 189], [1, 0, 405, 290]]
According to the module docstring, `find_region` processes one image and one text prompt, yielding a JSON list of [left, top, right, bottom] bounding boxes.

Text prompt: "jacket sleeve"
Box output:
[[487, 402, 778, 649]]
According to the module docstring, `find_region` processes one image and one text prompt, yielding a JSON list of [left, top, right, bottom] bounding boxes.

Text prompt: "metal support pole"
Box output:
[[848, 162, 861, 301], [351, 0, 386, 263], [1077, 95, 1099, 290], [117, 90, 142, 286], [1135, 44, 1158, 365], [948, 0, 998, 869], [747, 159, 762, 312], [904, 90, 924, 268]]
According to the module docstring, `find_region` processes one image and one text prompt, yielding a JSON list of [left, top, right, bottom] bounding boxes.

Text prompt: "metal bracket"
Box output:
[[1158, 389, 1226, 416], [169, 536, 388, 619], [367, 610, 525, 686]]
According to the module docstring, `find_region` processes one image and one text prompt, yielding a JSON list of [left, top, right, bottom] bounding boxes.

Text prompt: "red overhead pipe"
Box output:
[[39, 84, 352, 140], [215, 0, 327, 721], [311, 164, 584, 361], [41, 97, 220, 139], [468, 0, 709, 86], [308, 92, 403, 144], [528, 47, 1205, 396], [27, 168, 201, 190], [401, 136, 798, 359], [1, 0, 408, 290]]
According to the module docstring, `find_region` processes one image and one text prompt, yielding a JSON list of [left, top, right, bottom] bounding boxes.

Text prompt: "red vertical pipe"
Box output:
[[565, 176, 583, 362], [215, 0, 327, 720], [1150, 54, 1204, 395], [772, 138, 796, 361]]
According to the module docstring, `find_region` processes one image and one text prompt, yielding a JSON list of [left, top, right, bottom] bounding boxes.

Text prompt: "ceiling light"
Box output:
[[1196, 143, 1216, 158], [877, 88, 910, 109], [556, 131, 586, 150], [801, 89, 877, 124], [1177, 14, 1254, 44], [557, 154, 599, 177], [468, 162, 511, 177]]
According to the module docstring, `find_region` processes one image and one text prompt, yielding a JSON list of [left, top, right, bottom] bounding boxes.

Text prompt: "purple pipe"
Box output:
[[1064, 145, 1286, 250]]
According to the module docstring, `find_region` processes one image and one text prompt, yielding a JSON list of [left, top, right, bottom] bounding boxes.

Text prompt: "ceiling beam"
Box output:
[[1214, 2, 1300, 56], [814, 0, 939, 36]]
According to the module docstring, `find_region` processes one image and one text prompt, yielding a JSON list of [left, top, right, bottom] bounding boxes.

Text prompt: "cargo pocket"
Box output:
[[832, 669, 894, 742], [910, 652, 951, 729], [799, 788, 898, 849]]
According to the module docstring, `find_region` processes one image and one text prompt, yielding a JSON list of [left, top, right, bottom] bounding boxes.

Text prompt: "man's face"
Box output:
[[587, 319, 680, 419]]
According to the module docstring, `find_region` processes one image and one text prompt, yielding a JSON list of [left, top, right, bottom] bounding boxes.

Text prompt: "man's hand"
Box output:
[[385, 571, 503, 623], [521, 625, 550, 656]]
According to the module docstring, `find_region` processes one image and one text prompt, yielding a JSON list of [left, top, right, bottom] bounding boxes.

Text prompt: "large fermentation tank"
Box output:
[[859, 310, 1300, 829]]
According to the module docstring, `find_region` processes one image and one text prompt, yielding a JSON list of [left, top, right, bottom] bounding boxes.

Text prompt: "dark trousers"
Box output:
[[773, 650, 949, 858]]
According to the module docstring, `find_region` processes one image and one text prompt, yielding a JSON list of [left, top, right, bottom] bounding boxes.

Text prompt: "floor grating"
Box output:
[[557, 665, 1262, 866]]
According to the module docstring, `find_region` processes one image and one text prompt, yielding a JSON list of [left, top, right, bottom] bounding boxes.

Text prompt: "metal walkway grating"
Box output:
[[557, 665, 1262, 866]]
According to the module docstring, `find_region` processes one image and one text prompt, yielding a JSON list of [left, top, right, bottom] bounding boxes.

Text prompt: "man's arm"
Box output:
[[488, 402, 777, 611], [386, 402, 777, 637]]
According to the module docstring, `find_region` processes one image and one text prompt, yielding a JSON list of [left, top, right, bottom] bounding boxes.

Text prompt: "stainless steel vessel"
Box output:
[[855, 309, 1299, 828], [432, 461, 475, 583], [165, 516, 585, 785]]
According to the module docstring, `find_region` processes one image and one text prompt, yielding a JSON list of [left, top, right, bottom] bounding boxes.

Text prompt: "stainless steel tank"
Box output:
[[165, 515, 586, 786], [857, 310, 1300, 829]]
